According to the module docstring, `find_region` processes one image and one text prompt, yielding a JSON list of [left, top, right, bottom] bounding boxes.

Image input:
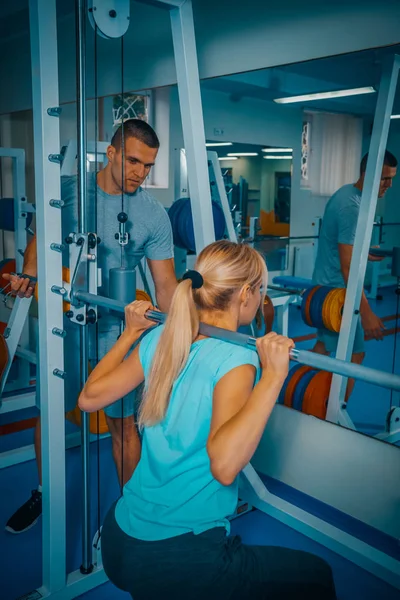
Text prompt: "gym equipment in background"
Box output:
[[168, 197, 226, 253]]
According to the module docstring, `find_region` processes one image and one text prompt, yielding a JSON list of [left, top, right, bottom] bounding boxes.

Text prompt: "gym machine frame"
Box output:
[[28, 0, 213, 598], [27, 2, 400, 599]]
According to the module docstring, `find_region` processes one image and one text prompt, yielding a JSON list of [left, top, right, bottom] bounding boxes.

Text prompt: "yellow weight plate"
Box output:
[[322, 288, 345, 333], [330, 288, 345, 333], [322, 289, 336, 331]]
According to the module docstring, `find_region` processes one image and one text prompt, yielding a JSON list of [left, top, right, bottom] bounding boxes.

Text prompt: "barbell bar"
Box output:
[[74, 290, 400, 393]]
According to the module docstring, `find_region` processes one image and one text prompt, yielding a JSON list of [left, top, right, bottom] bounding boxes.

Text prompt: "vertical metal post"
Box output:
[[326, 56, 400, 423], [12, 149, 31, 388], [29, 0, 66, 593], [12, 150, 28, 273], [367, 225, 381, 300], [76, 0, 93, 574], [170, 0, 215, 253]]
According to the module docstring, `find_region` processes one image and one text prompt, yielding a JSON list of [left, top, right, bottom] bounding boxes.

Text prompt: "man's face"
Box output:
[[107, 136, 158, 194], [378, 165, 397, 198]]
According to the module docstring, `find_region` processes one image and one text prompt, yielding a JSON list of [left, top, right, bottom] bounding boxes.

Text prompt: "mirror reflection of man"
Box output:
[[312, 150, 397, 401], [4, 119, 178, 534]]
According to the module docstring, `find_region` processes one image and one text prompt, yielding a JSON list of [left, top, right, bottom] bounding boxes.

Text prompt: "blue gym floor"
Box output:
[[0, 287, 399, 599]]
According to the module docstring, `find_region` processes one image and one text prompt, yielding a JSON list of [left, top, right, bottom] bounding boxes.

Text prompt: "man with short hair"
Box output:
[[5, 119, 178, 533], [312, 150, 397, 400]]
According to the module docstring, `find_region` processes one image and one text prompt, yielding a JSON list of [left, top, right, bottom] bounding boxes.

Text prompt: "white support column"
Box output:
[[326, 56, 400, 423], [30, 0, 66, 594], [170, 0, 215, 253]]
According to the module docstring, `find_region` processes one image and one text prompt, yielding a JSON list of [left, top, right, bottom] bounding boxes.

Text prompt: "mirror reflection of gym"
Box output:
[[206, 141, 292, 239], [197, 47, 400, 443]]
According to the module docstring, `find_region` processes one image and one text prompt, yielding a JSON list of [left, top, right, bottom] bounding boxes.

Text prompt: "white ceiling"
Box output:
[[1, 2, 399, 117], [201, 45, 400, 117]]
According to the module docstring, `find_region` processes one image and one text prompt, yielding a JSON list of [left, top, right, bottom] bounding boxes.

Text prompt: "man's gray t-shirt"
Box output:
[[61, 172, 173, 370], [312, 184, 362, 288]]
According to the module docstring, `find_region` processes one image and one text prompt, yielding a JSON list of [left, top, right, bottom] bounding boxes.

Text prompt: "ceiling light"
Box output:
[[391, 114, 400, 119], [274, 86, 375, 104], [206, 142, 233, 147], [263, 155, 292, 160], [218, 156, 238, 161], [227, 152, 259, 157], [262, 148, 293, 153]]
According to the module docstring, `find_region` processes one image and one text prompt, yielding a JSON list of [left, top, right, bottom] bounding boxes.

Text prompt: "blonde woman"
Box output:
[[79, 241, 336, 600]]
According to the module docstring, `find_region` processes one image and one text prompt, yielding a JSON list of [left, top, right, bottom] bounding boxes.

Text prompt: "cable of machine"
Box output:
[[389, 248, 400, 410], [119, 32, 126, 494], [93, 17, 102, 551], [75, 0, 93, 575]]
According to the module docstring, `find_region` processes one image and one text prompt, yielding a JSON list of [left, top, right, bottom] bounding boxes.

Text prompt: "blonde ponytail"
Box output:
[[138, 279, 199, 428], [138, 240, 268, 428]]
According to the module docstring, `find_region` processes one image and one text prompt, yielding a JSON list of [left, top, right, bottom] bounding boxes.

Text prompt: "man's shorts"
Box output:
[[35, 324, 136, 419], [316, 318, 365, 355]]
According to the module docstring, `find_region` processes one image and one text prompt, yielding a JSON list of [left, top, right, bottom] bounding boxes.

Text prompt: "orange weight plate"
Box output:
[[66, 361, 109, 434], [284, 365, 313, 408], [136, 289, 152, 302], [263, 295, 275, 333], [302, 370, 333, 419], [305, 285, 321, 327], [67, 407, 109, 435]]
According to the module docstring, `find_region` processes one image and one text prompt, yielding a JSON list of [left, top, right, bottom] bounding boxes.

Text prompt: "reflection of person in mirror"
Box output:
[[312, 150, 397, 401]]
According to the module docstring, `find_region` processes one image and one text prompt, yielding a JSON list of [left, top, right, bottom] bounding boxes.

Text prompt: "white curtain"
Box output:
[[312, 112, 363, 196]]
